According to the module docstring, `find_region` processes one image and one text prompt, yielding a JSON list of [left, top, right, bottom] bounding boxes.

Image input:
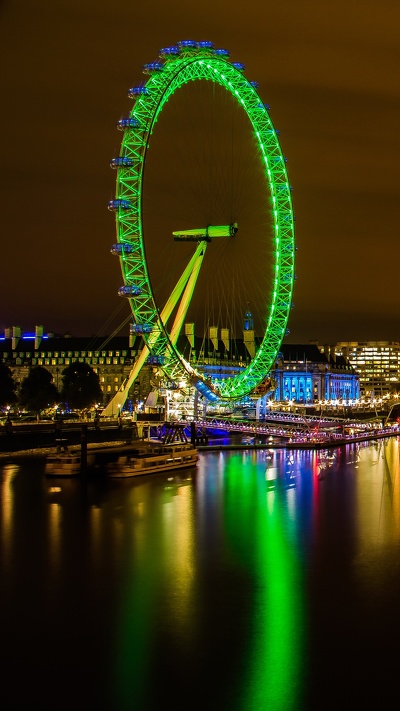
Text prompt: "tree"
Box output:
[[0, 363, 17, 408], [19, 366, 58, 413], [60, 361, 102, 410]]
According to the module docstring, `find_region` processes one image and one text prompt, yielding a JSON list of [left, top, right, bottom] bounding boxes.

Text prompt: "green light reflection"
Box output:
[[224, 453, 305, 710]]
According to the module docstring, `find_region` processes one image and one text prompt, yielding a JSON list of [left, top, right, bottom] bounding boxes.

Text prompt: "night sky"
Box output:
[[1, 0, 399, 346]]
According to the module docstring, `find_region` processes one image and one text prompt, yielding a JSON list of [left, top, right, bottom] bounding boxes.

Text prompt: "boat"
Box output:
[[44, 422, 198, 478], [45, 451, 96, 477], [106, 440, 198, 478]]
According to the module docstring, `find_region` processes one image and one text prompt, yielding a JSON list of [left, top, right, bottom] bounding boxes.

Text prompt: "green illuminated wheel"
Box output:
[[109, 40, 295, 401]]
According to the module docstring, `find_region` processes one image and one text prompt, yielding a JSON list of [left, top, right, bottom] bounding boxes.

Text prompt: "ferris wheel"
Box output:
[[105, 40, 295, 412]]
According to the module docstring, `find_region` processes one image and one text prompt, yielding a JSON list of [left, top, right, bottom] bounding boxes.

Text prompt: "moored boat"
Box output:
[[241, 435, 255, 445], [45, 451, 96, 477], [106, 441, 198, 478]]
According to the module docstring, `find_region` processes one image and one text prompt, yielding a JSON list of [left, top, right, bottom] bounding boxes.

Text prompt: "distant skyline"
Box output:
[[1, 0, 399, 345]]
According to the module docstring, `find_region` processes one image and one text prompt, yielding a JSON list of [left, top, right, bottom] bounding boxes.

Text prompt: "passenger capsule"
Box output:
[[197, 40, 214, 49], [110, 243, 136, 255], [159, 45, 180, 57], [110, 157, 134, 169], [108, 199, 132, 211], [249, 80, 259, 89], [118, 284, 143, 297], [117, 117, 140, 130], [231, 62, 245, 71], [131, 323, 153, 334], [258, 102, 271, 110], [128, 86, 150, 98], [146, 355, 166, 365], [215, 48, 230, 57], [178, 40, 197, 49], [143, 62, 164, 74]]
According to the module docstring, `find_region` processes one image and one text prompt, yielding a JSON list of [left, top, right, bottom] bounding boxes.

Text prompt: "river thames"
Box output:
[[1, 437, 400, 710]]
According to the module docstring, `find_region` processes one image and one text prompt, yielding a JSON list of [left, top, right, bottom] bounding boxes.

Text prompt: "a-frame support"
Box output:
[[102, 240, 207, 417]]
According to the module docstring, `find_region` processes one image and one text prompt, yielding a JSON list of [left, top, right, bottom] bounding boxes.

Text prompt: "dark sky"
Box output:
[[1, 0, 399, 346]]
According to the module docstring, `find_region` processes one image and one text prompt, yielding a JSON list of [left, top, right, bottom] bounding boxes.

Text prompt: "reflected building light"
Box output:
[[90, 506, 102, 570], [161, 485, 195, 629], [287, 488, 296, 517], [49, 502, 62, 572], [1, 464, 18, 571]]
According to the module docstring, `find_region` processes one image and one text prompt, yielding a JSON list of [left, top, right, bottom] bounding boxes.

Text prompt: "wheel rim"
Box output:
[[110, 42, 295, 401]]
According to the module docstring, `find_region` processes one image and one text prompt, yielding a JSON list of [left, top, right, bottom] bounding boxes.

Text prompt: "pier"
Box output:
[[1, 414, 399, 464]]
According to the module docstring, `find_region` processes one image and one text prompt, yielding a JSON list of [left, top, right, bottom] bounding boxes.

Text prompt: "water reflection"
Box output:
[[2, 440, 400, 709]]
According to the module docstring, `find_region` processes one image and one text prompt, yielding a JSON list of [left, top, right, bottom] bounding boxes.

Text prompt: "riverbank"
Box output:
[[0, 440, 129, 464], [1, 426, 398, 463]]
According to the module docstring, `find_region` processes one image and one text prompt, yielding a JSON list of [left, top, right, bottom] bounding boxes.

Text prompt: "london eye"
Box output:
[[106, 40, 295, 410]]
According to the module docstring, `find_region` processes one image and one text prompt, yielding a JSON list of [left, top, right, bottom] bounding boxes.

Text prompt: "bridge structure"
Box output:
[[132, 410, 397, 451], [99, 403, 383, 450], [197, 410, 347, 440], [194, 406, 391, 440]]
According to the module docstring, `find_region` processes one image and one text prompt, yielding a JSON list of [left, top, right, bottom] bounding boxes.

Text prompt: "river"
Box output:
[[1, 437, 400, 710]]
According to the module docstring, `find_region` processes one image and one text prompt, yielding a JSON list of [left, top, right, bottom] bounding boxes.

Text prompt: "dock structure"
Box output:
[[2, 416, 400, 465]]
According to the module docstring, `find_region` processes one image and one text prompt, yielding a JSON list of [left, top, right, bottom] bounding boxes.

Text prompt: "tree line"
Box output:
[[0, 362, 103, 415]]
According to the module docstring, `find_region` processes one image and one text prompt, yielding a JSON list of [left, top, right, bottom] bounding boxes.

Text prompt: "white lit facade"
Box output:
[[332, 342, 400, 398]]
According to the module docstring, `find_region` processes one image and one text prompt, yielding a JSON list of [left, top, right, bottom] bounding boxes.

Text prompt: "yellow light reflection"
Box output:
[[48, 502, 61, 571], [1, 464, 19, 571]]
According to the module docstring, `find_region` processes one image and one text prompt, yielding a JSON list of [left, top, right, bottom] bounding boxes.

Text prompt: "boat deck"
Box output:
[[45, 438, 198, 478]]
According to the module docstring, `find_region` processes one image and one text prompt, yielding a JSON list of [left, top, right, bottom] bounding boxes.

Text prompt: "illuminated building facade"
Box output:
[[0, 327, 359, 410], [0, 327, 152, 408], [331, 342, 400, 398], [274, 343, 359, 403]]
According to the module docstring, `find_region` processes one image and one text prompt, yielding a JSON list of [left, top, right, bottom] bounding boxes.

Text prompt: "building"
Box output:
[[0, 326, 359, 413], [0, 326, 153, 410], [275, 343, 359, 403], [328, 342, 400, 398]]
